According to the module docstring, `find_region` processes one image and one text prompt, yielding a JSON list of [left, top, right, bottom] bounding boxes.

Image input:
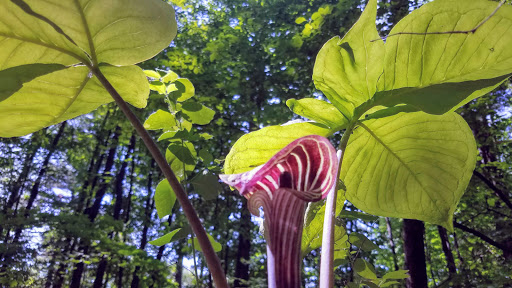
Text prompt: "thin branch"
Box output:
[[473, 170, 512, 211], [90, 67, 229, 288], [371, 0, 506, 42], [453, 221, 510, 252]]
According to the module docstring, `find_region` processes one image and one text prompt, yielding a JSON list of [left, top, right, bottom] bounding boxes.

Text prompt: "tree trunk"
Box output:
[[11, 122, 67, 244], [70, 126, 122, 288], [438, 226, 457, 275], [402, 219, 428, 288], [93, 257, 108, 288], [131, 159, 155, 288], [385, 217, 399, 271], [234, 199, 251, 287]]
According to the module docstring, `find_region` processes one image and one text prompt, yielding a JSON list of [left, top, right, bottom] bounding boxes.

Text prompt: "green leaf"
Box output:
[[341, 112, 477, 230], [348, 232, 380, 252], [144, 110, 177, 131], [224, 122, 332, 174], [170, 78, 195, 102], [312, 0, 383, 117], [338, 210, 379, 222], [143, 70, 161, 79], [180, 102, 215, 125], [154, 179, 176, 219], [0, 0, 176, 136], [295, 16, 307, 24], [166, 142, 197, 178], [190, 171, 222, 201], [302, 193, 346, 255], [0, 63, 66, 102], [162, 71, 179, 83], [377, 0, 512, 114], [149, 229, 182, 246], [199, 148, 214, 164], [354, 258, 377, 280], [168, 143, 197, 165], [0, 64, 148, 137], [286, 98, 348, 129], [383, 269, 409, 280], [189, 233, 222, 253], [363, 105, 419, 121], [0, 0, 177, 67]]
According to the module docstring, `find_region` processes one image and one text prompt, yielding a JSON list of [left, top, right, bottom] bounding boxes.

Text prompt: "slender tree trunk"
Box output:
[[11, 122, 67, 245], [438, 226, 457, 275], [70, 126, 122, 288], [402, 219, 428, 288], [385, 217, 399, 271], [131, 160, 155, 288], [176, 242, 184, 288], [234, 199, 251, 287], [93, 133, 136, 287]]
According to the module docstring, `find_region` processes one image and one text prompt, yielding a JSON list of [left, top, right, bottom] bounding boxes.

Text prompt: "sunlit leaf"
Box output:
[[180, 102, 215, 125], [286, 98, 348, 129], [0, 65, 148, 137], [383, 269, 409, 280], [149, 229, 182, 246], [313, 0, 383, 117], [144, 110, 177, 131], [189, 233, 222, 253], [224, 122, 332, 174], [376, 0, 512, 114], [155, 179, 176, 219], [341, 112, 477, 229]]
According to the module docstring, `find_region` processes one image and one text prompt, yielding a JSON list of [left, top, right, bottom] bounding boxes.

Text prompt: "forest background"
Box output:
[[0, 0, 511, 287]]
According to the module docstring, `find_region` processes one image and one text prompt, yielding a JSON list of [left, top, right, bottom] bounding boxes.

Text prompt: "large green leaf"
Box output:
[[341, 112, 476, 229], [224, 122, 332, 174], [0, 0, 177, 67], [375, 0, 512, 114], [312, 0, 383, 117], [0, 64, 66, 102], [0, 0, 176, 137], [286, 98, 348, 130], [0, 65, 148, 137]]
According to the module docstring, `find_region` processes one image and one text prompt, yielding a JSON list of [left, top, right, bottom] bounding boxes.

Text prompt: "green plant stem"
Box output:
[[319, 121, 356, 288], [91, 67, 229, 288]]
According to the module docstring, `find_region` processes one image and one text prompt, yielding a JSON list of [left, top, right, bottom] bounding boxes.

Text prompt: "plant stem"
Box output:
[[91, 67, 229, 288], [319, 122, 356, 288]]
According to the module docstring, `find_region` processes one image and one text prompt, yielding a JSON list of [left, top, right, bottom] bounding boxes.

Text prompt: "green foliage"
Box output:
[[155, 179, 176, 219], [286, 98, 348, 130], [0, 0, 177, 137], [188, 233, 222, 253]]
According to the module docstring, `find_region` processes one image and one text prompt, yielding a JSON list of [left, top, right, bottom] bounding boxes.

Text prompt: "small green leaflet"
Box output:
[[154, 179, 176, 219]]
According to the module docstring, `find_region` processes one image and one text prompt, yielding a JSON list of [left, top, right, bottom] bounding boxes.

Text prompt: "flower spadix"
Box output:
[[220, 135, 338, 288]]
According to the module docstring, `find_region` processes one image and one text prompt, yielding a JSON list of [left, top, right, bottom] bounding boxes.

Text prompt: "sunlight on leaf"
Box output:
[[341, 112, 477, 229], [155, 179, 176, 219]]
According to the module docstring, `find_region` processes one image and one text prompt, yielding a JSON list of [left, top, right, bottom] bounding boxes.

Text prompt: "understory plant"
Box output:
[[0, 0, 511, 287]]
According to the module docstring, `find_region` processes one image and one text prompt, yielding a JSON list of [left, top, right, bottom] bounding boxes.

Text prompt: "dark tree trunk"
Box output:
[[70, 126, 122, 288], [85, 125, 122, 221], [131, 160, 155, 288], [176, 242, 184, 288], [11, 122, 67, 244], [93, 257, 108, 288], [402, 219, 428, 288], [234, 199, 251, 287], [438, 226, 457, 275], [385, 217, 399, 271], [93, 133, 135, 287]]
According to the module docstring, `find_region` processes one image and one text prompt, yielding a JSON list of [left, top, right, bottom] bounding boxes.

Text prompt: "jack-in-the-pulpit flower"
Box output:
[[220, 135, 338, 288]]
